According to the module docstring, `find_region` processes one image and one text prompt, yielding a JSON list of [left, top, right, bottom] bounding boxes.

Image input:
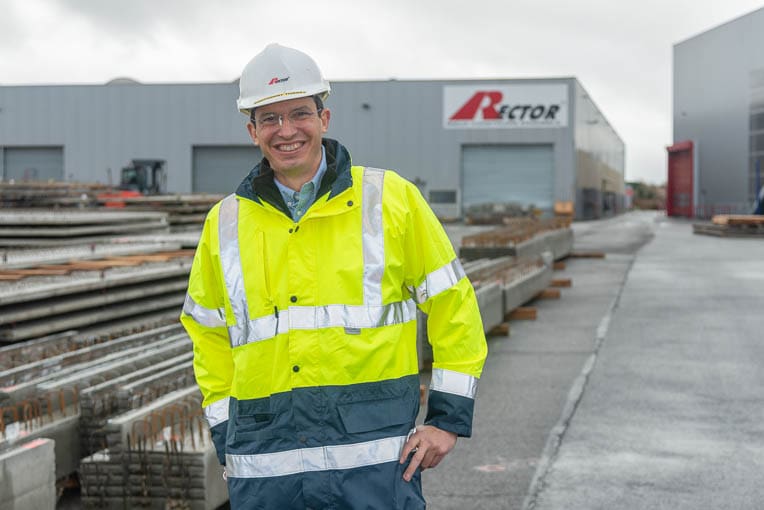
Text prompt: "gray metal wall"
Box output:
[[0, 77, 623, 217], [0, 82, 253, 192], [326, 79, 581, 217], [673, 7, 764, 211]]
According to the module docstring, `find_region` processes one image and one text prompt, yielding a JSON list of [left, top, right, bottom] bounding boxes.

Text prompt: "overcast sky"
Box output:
[[3, 0, 764, 184]]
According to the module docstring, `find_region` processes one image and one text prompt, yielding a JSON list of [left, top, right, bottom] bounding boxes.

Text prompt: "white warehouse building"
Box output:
[[673, 6, 764, 216], [0, 77, 624, 220]]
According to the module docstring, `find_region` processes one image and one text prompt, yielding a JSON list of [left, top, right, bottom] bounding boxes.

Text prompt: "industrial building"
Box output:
[[0, 77, 624, 220], [671, 6, 764, 217]]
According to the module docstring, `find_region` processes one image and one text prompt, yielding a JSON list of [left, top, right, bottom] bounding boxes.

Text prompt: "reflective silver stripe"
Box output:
[[226, 435, 406, 478], [218, 194, 251, 342], [204, 397, 230, 427], [430, 368, 478, 399], [362, 168, 385, 306], [183, 293, 226, 328], [228, 300, 417, 348], [411, 258, 466, 304]]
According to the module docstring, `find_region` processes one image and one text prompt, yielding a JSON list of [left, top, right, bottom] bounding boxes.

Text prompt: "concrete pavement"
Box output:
[[525, 215, 764, 509], [425, 212, 658, 509]]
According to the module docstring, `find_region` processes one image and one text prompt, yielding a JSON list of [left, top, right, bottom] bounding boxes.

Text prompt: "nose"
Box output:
[[275, 115, 298, 135]]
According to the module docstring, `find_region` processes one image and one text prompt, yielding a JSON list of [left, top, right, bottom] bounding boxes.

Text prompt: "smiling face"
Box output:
[[247, 96, 330, 188]]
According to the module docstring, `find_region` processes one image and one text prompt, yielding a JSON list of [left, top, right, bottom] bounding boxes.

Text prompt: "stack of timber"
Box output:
[[693, 214, 764, 237], [96, 194, 222, 232], [459, 217, 573, 261], [0, 209, 170, 247], [0, 325, 227, 510], [0, 247, 194, 342], [0, 180, 111, 208]]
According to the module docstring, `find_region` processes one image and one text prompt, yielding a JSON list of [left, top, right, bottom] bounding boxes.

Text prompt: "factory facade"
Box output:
[[672, 7, 764, 217], [0, 77, 624, 220]]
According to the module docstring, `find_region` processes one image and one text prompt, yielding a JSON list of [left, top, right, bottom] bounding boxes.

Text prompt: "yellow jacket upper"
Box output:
[[180, 139, 487, 506]]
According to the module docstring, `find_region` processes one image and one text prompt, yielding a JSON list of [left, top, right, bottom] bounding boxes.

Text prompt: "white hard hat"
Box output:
[[237, 43, 331, 116]]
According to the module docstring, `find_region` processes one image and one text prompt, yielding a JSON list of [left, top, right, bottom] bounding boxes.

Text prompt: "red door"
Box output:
[[666, 141, 694, 217]]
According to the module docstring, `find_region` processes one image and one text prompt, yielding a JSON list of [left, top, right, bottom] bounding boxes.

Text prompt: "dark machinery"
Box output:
[[119, 159, 166, 194]]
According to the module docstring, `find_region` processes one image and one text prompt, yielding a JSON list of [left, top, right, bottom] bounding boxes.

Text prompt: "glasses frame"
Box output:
[[252, 107, 324, 130]]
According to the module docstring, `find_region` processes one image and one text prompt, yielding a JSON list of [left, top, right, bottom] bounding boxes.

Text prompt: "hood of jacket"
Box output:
[[235, 138, 353, 217]]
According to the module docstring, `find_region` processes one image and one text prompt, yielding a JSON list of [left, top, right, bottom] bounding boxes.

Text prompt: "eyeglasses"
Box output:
[[254, 108, 323, 129]]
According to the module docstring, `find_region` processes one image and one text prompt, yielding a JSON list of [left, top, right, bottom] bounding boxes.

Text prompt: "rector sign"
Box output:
[[444, 84, 568, 129]]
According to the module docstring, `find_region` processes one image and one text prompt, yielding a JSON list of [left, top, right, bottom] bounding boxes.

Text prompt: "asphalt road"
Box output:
[[425, 211, 661, 509]]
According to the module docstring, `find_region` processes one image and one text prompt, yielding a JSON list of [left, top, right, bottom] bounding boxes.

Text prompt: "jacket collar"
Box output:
[[235, 138, 353, 216]]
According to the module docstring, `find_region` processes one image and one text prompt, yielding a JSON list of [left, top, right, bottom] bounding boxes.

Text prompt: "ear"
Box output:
[[320, 108, 331, 133], [246, 121, 260, 146]]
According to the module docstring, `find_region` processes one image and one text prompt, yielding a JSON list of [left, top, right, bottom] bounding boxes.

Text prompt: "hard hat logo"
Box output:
[[237, 43, 330, 115]]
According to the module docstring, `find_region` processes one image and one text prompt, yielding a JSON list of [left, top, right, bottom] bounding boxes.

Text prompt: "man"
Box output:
[[181, 43, 487, 509]]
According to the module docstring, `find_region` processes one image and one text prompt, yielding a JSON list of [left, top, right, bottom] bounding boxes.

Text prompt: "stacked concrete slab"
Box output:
[[0, 250, 192, 342], [80, 387, 228, 510], [459, 217, 573, 261], [0, 438, 56, 510], [0, 209, 171, 247]]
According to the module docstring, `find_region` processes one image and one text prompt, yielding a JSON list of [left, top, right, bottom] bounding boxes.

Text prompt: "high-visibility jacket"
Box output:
[[181, 139, 487, 509]]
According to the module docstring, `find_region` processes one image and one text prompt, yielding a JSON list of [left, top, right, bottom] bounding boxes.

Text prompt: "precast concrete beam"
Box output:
[[0, 241, 183, 271], [0, 277, 189, 324], [513, 228, 573, 261], [0, 324, 183, 386], [476, 282, 504, 333], [0, 209, 169, 226], [503, 259, 553, 313], [0, 259, 191, 306], [0, 438, 56, 510], [1, 334, 189, 404], [0, 292, 185, 341]]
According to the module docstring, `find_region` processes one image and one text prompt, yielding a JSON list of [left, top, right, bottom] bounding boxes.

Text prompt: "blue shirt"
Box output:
[[274, 146, 327, 222]]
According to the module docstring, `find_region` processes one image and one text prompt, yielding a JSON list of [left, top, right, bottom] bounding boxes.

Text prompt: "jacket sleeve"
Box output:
[[180, 205, 233, 465], [399, 178, 488, 437]]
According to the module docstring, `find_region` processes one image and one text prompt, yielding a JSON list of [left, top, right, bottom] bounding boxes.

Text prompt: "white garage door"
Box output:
[[462, 145, 554, 213], [3, 147, 64, 181], [192, 146, 262, 193]]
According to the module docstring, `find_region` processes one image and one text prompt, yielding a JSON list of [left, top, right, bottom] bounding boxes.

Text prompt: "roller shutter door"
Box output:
[[192, 146, 262, 193], [3, 147, 63, 181], [462, 145, 554, 213]]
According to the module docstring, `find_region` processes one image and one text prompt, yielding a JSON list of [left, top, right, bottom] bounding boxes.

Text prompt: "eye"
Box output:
[[258, 113, 278, 125], [292, 110, 313, 121]]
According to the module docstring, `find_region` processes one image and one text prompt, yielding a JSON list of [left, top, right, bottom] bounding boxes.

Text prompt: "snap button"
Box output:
[[292, 365, 300, 372], [290, 296, 297, 303]]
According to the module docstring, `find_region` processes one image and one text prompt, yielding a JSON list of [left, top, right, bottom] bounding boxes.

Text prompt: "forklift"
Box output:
[[119, 159, 166, 194], [99, 159, 166, 207]]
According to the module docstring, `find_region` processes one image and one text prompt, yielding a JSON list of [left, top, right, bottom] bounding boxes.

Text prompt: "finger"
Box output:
[[399, 437, 419, 464], [403, 449, 425, 482], [420, 449, 441, 470]]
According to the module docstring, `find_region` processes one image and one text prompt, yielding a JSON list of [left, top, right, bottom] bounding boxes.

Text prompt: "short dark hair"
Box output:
[[250, 95, 324, 124]]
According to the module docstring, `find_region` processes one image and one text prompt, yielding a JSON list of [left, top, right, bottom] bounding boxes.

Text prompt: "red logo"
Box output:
[[449, 91, 503, 121], [449, 90, 560, 122], [268, 76, 289, 85]]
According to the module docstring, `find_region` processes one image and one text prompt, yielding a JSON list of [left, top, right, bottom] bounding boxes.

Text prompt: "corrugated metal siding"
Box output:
[[192, 146, 261, 193], [0, 78, 623, 214]]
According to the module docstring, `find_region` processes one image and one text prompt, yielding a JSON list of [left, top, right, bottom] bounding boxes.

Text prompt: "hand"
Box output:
[[399, 425, 457, 482]]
